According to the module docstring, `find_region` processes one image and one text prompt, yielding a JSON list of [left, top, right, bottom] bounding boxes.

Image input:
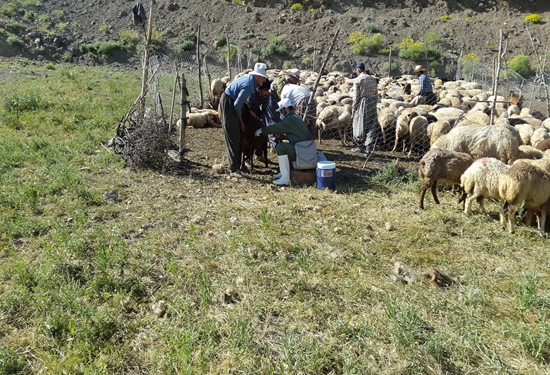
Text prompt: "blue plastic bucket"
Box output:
[[317, 161, 336, 190]]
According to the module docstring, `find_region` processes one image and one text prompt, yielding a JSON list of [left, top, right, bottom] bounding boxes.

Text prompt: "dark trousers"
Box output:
[[220, 92, 241, 172]]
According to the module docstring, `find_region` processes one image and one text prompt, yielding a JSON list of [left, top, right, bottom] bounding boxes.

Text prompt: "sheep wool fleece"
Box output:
[[260, 111, 313, 161]]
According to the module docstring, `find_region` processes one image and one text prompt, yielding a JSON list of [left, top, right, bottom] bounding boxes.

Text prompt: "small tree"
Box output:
[[508, 55, 532, 77]]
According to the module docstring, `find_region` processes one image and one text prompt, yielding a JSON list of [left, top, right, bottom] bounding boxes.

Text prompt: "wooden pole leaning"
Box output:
[[302, 26, 340, 123], [139, 0, 156, 122]]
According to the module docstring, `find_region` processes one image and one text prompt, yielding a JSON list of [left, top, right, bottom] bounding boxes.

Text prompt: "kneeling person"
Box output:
[[255, 98, 313, 186]]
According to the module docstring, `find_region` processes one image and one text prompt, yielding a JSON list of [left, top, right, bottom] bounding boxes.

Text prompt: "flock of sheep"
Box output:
[[203, 69, 550, 235]]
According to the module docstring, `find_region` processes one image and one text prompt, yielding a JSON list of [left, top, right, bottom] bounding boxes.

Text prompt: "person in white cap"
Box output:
[[220, 62, 269, 176], [255, 97, 312, 185], [410, 65, 437, 106], [280, 69, 311, 117]]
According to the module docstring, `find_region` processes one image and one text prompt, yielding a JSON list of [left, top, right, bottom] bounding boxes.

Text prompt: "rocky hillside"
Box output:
[[1, 0, 550, 76]]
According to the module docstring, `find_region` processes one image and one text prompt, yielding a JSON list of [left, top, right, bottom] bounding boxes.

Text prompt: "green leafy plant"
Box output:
[[465, 15, 474, 21], [398, 38, 424, 59], [350, 33, 384, 55], [365, 22, 380, 33], [178, 40, 195, 52], [23, 9, 36, 20], [302, 57, 312, 68], [149, 27, 163, 46], [348, 31, 366, 44], [424, 29, 440, 45], [525, 14, 542, 23], [231, 0, 245, 4], [80, 41, 123, 57], [45, 63, 55, 70], [261, 34, 288, 58], [119, 29, 140, 48], [221, 44, 238, 63], [240, 32, 255, 40], [63, 52, 72, 62], [7, 35, 24, 48], [52, 10, 63, 19], [308, 7, 318, 13], [439, 15, 451, 21], [214, 34, 227, 48], [290, 3, 304, 11], [0, 4, 16, 17], [56, 23, 67, 32], [99, 20, 108, 35], [509, 55, 532, 77]]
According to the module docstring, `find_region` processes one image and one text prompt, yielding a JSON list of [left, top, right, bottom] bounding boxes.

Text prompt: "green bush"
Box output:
[[439, 15, 451, 21], [215, 34, 227, 48], [57, 23, 67, 32], [240, 32, 255, 40], [398, 38, 424, 59], [509, 55, 532, 77], [525, 14, 542, 23], [52, 10, 63, 19], [425, 48, 441, 60], [6, 21, 25, 34], [424, 29, 440, 45], [178, 40, 195, 52], [23, 9, 36, 20], [0, 349, 25, 375], [0, 4, 16, 17], [80, 41, 123, 57], [290, 3, 304, 11], [261, 34, 288, 58], [4, 91, 45, 112], [45, 63, 55, 70], [348, 31, 366, 44], [7, 35, 24, 48], [221, 44, 237, 63], [302, 57, 312, 68], [119, 30, 140, 48], [351, 33, 384, 55]]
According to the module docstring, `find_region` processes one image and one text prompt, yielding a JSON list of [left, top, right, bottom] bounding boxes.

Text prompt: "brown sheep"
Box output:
[[240, 103, 268, 173], [418, 148, 475, 209]]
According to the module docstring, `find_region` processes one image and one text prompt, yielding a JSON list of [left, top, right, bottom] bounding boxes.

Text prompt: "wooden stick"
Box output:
[[388, 46, 392, 77], [490, 30, 507, 125], [203, 52, 213, 106], [179, 73, 188, 156], [226, 30, 231, 80], [164, 65, 181, 173], [197, 24, 203, 109], [302, 26, 340, 122], [140, 0, 156, 121]]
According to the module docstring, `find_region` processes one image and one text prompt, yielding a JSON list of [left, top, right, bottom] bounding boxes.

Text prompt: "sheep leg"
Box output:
[[524, 209, 534, 226], [500, 202, 508, 229], [419, 180, 434, 209], [262, 141, 268, 168], [339, 128, 345, 146], [392, 137, 398, 152], [464, 196, 475, 215], [540, 210, 548, 236], [318, 128, 324, 145], [477, 196, 486, 213], [430, 181, 440, 205], [507, 204, 517, 234]]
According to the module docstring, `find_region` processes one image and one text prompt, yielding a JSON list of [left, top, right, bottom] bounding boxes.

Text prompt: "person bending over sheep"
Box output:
[[280, 69, 316, 136], [220, 62, 268, 177], [255, 98, 313, 186], [248, 78, 280, 152], [351, 62, 378, 155], [410, 65, 437, 106]]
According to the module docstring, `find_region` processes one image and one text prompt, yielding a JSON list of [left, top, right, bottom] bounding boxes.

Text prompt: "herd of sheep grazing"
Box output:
[[202, 68, 550, 235]]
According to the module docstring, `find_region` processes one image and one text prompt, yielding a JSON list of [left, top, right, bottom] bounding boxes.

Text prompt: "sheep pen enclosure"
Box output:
[[127, 49, 550, 184]]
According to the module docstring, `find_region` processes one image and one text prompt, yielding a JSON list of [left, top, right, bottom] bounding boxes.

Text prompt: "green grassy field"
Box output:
[[1, 58, 550, 374]]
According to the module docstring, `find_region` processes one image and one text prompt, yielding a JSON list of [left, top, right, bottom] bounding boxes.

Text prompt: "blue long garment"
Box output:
[[225, 74, 256, 116]]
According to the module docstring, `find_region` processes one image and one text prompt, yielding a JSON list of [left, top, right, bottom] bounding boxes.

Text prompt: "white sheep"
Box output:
[[427, 120, 451, 147], [377, 106, 397, 145], [517, 145, 544, 160], [408, 115, 429, 156], [515, 124, 534, 146], [459, 157, 510, 215], [393, 111, 417, 152], [176, 112, 221, 129], [498, 162, 550, 235], [531, 127, 549, 147], [316, 104, 352, 145], [210, 78, 225, 108], [432, 124, 520, 165]]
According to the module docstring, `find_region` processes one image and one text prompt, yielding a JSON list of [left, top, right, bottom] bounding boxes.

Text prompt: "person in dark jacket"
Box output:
[[255, 98, 312, 185], [220, 62, 268, 176]]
